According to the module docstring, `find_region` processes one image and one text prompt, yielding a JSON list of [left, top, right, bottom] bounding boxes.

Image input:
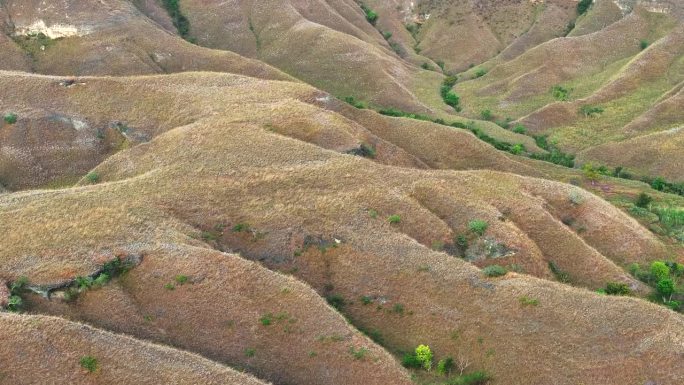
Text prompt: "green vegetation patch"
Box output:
[[161, 0, 192, 41]]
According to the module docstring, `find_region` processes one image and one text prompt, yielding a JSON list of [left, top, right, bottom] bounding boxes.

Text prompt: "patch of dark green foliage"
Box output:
[[440, 75, 461, 110], [360, 4, 378, 25], [531, 135, 575, 168], [161, 0, 192, 41], [577, 0, 593, 15]]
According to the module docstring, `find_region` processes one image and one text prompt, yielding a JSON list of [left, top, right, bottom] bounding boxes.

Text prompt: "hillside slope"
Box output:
[[1, 1, 684, 385], [1, 70, 683, 385]]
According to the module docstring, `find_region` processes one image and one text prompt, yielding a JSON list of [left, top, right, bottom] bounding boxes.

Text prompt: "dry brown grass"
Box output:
[[2, 2, 684, 384], [0, 312, 270, 384], [1, 70, 682, 383]]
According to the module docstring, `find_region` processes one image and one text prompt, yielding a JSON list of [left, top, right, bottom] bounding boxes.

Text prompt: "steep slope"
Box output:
[[176, 0, 440, 112], [0, 0, 290, 80]]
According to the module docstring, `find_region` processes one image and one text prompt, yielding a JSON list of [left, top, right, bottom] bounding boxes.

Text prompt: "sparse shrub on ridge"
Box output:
[[388, 214, 401, 224], [640, 40, 649, 50], [483, 265, 507, 277], [86, 172, 100, 184], [479, 110, 492, 121], [474, 68, 487, 78], [79, 356, 98, 373], [3, 113, 17, 124]]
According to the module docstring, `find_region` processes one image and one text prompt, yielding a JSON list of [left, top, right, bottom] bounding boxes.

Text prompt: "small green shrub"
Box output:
[[401, 352, 422, 368], [468, 220, 488, 236], [360, 295, 373, 305], [421, 62, 433, 70], [6, 295, 23, 312], [483, 265, 507, 277], [79, 356, 98, 373], [343, 96, 366, 109], [474, 68, 487, 78], [512, 124, 527, 134], [480, 110, 492, 121], [651, 177, 668, 191], [604, 282, 632, 296], [635, 193, 652, 208], [443, 91, 461, 109], [437, 356, 454, 376], [85, 172, 100, 184], [579, 105, 604, 117], [510, 144, 524, 155], [175, 275, 189, 285], [326, 294, 346, 311], [548, 261, 571, 283], [382, 31, 392, 40], [640, 40, 649, 50], [392, 303, 405, 314], [361, 4, 378, 25], [551, 85, 571, 101], [164, 283, 175, 290], [388, 214, 401, 224], [347, 143, 376, 158], [665, 300, 681, 311], [3, 113, 17, 124], [519, 296, 539, 306], [259, 314, 273, 326], [245, 348, 256, 357]]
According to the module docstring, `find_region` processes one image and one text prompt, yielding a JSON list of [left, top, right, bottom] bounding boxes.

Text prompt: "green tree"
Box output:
[[651, 177, 667, 191], [651, 261, 671, 282], [582, 163, 599, 182], [656, 278, 675, 301], [415, 344, 433, 371]]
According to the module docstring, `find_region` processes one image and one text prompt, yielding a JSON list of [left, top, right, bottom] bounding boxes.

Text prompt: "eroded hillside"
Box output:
[[1, 1, 683, 385]]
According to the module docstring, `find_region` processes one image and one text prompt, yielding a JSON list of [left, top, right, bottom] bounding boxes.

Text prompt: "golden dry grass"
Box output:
[[1, 70, 682, 384], [2, 2, 684, 384], [0, 312, 270, 384]]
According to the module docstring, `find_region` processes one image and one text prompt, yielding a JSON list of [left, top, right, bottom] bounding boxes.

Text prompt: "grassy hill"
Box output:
[[1, 1, 683, 384]]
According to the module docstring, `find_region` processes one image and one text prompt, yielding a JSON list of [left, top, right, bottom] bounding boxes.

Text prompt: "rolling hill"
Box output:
[[1, 1, 683, 385]]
